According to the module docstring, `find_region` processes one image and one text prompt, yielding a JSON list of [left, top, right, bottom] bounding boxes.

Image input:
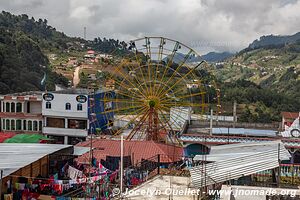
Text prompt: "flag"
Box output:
[[40, 72, 46, 86]]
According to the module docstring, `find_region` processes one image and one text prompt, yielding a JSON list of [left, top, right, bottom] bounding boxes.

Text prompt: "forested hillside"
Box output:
[[213, 35, 300, 122], [0, 11, 74, 94]]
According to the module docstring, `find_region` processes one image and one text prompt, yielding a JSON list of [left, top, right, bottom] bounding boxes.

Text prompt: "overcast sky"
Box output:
[[1, 0, 300, 54]]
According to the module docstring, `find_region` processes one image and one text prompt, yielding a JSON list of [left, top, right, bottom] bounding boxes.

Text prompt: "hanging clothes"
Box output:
[[68, 166, 83, 180]]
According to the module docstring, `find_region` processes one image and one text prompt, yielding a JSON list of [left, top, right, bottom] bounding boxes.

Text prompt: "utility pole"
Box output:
[[227, 127, 230, 144], [120, 134, 124, 198], [278, 143, 281, 187], [0, 170, 3, 200], [233, 100, 237, 128], [209, 109, 213, 136], [84, 27, 87, 40], [88, 88, 95, 197]]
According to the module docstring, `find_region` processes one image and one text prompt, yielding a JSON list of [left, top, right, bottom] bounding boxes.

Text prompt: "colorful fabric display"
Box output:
[[68, 166, 83, 180]]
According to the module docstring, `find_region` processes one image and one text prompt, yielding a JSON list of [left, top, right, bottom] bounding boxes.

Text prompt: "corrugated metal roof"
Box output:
[[0, 143, 71, 178], [190, 141, 290, 188], [208, 127, 277, 137], [76, 139, 183, 164], [194, 141, 289, 162], [73, 146, 90, 156]]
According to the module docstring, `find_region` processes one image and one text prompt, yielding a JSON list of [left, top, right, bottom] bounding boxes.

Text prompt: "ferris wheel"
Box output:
[[99, 37, 221, 145]]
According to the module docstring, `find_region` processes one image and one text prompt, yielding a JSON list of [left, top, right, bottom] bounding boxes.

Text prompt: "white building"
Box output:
[[42, 89, 89, 144]]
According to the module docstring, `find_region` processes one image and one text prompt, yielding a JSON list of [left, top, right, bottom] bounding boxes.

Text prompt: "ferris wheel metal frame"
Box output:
[[93, 36, 221, 145]]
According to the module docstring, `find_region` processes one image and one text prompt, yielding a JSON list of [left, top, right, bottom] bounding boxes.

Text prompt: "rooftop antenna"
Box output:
[[84, 27, 87, 40]]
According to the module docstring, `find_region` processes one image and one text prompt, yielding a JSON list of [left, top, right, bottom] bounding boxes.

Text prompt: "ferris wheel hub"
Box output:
[[148, 100, 156, 108], [145, 96, 160, 109]]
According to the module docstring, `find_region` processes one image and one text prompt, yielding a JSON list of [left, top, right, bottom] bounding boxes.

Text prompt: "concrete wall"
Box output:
[[42, 93, 88, 118], [30, 101, 42, 114], [43, 127, 87, 137], [190, 120, 279, 130]]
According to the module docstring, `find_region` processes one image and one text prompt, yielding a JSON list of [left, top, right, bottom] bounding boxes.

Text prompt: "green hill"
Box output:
[[0, 11, 78, 93], [212, 36, 300, 122]]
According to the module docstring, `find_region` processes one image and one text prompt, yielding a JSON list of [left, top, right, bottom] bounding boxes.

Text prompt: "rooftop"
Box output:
[[76, 139, 183, 164], [190, 141, 290, 187], [51, 88, 91, 95], [187, 127, 278, 137], [194, 140, 290, 162], [0, 143, 71, 177], [282, 111, 299, 119], [0, 91, 43, 98], [51, 88, 111, 95]]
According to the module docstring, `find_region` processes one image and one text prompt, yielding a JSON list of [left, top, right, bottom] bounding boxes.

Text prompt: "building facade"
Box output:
[[42, 89, 114, 144], [0, 92, 43, 133], [42, 89, 89, 144]]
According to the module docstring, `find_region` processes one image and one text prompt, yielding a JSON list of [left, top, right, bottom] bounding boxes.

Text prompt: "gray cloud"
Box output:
[[0, 0, 300, 54]]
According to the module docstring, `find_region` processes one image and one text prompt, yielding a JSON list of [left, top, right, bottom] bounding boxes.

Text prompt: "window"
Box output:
[[11, 120, 15, 130], [11, 102, 15, 112], [65, 103, 71, 110], [23, 120, 27, 131], [2, 119, 5, 130], [16, 103, 22, 112], [16, 120, 22, 130], [33, 121, 38, 131], [28, 121, 32, 131], [39, 121, 42, 131], [77, 103, 82, 111], [27, 102, 30, 113], [6, 119, 10, 130], [68, 119, 87, 129], [47, 118, 65, 128], [5, 102, 10, 112], [46, 102, 51, 109]]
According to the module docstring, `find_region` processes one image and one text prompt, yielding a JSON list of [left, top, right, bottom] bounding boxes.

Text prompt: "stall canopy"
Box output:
[[0, 143, 71, 178], [4, 134, 50, 143]]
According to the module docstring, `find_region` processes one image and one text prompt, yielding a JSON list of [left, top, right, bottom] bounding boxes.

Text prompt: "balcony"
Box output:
[[43, 127, 87, 137]]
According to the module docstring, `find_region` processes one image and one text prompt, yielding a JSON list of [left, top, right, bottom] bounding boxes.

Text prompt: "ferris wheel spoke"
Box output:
[[131, 45, 151, 96], [156, 111, 176, 144], [160, 92, 206, 103], [126, 110, 150, 140], [155, 51, 189, 95], [98, 37, 221, 145], [158, 110, 187, 132], [98, 104, 145, 115], [157, 108, 175, 132], [144, 37, 155, 96], [121, 59, 153, 97], [112, 107, 149, 137], [154, 42, 180, 95], [100, 98, 144, 105], [157, 62, 203, 99], [162, 106, 188, 122], [155, 50, 193, 97], [160, 109, 186, 135], [112, 75, 146, 100], [113, 91, 143, 102], [113, 68, 148, 98], [162, 102, 208, 107]]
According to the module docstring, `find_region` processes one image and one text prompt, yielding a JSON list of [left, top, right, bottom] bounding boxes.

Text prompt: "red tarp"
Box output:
[[0, 132, 16, 143]]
